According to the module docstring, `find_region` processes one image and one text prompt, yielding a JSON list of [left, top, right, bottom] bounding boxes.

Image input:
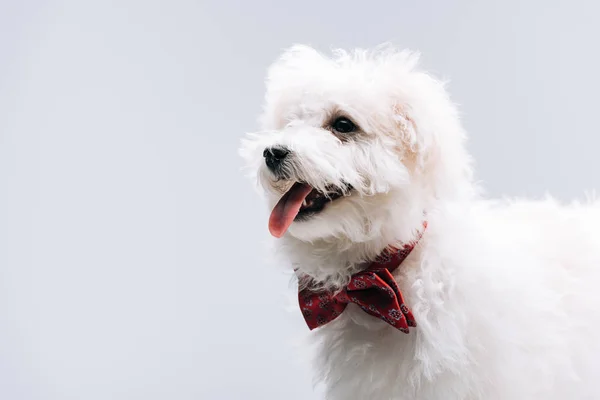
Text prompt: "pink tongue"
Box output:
[[268, 183, 314, 238]]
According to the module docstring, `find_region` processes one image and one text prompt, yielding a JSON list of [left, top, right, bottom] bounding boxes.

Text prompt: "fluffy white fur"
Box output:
[[239, 45, 600, 399]]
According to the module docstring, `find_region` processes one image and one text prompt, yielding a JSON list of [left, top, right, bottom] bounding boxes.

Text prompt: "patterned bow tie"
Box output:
[[298, 223, 426, 333]]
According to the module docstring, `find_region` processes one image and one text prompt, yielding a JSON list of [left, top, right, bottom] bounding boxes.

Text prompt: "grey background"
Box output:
[[1, 1, 598, 399]]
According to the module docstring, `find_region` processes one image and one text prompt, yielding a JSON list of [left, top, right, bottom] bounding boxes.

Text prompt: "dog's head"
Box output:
[[240, 45, 473, 244]]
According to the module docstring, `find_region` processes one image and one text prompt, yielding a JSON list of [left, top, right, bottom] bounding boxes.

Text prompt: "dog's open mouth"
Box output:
[[268, 182, 349, 238]]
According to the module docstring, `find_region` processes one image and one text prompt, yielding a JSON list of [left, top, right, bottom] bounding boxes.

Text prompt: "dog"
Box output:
[[239, 45, 600, 400]]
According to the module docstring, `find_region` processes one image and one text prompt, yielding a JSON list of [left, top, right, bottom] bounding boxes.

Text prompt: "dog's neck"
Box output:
[[276, 188, 431, 289]]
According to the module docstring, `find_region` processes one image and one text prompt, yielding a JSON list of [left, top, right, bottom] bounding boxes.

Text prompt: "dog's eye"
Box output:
[[332, 117, 356, 134]]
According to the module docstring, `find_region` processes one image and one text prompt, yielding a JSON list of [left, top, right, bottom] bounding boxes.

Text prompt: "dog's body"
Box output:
[[240, 45, 600, 399], [303, 200, 600, 399]]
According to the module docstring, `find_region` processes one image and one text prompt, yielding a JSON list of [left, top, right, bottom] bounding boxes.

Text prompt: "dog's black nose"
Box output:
[[263, 146, 290, 171]]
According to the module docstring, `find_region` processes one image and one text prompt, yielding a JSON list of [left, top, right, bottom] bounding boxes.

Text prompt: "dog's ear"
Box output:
[[392, 104, 427, 171], [381, 49, 434, 171], [393, 105, 417, 150], [391, 71, 473, 199]]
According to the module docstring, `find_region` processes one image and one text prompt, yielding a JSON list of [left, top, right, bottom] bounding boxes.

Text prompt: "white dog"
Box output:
[[239, 45, 600, 400]]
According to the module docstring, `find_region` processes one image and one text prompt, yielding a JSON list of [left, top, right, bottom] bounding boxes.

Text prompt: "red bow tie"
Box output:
[[298, 224, 426, 333]]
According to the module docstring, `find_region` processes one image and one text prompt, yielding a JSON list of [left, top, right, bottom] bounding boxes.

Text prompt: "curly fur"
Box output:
[[239, 45, 600, 399]]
